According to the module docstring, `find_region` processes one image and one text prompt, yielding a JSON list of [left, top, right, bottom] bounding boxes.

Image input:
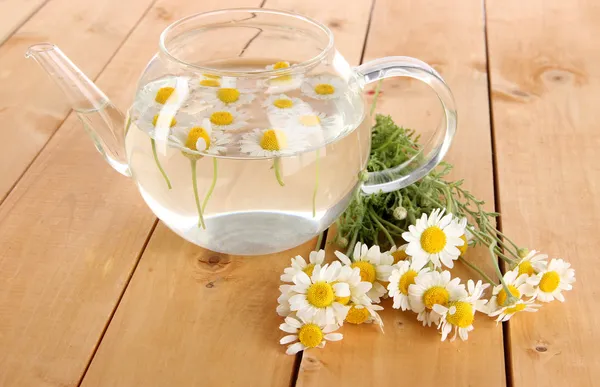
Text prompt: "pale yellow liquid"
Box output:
[[125, 59, 371, 254]]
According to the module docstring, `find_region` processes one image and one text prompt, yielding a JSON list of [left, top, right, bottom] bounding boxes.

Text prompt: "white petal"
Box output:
[[333, 282, 350, 297], [295, 271, 311, 285], [324, 333, 343, 341], [335, 251, 352, 265], [280, 335, 298, 344], [286, 342, 305, 355], [280, 323, 297, 333]]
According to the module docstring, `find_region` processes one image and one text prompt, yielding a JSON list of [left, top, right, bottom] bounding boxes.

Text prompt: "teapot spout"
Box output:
[[26, 43, 130, 176]]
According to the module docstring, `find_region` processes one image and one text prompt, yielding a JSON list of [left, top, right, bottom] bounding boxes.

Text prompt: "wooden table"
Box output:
[[0, 0, 596, 386]]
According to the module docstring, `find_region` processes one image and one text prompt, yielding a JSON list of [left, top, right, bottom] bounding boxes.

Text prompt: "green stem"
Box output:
[[151, 139, 172, 189], [346, 227, 359, 258], [190, 159, 206, 229], [488, 241, 517, 304], [312, 149, 320, 217], [273, 158, 285, 186], [315, 232, 324, 251], [458, 256, 497, 285], [369, 209, 395, 247], [369, 79, 383, 116], [201, 158, 218, 213]]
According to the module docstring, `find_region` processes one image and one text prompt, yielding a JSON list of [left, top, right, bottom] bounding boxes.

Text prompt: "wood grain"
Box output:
[[0, 0, 48, 45], [487, 1, 600, 386], [80, 1, 373, 386], [0, 0, 156, 203], [296, 1, 506, 386]]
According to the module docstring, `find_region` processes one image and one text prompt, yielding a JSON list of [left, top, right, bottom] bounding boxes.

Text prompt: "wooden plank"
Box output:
[[0, 0, 156, 203], [486, 1, 599, 386], [80, 1, 374, 386], [0, 0, 48, 45], [295, 1, 507, 386]]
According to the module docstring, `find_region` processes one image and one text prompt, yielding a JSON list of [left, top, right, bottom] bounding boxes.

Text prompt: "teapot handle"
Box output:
[[354, 56, 457, 194]]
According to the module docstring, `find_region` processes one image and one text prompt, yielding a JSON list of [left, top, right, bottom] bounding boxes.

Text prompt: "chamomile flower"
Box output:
[[489, 298, 540, 323], [288, 262, 351, 325], [345, 302, 384, 329], [203, 106, 250, 131], [263, 94, 306, 115], [335, 265, 373, 305], [408, 270, 467, 327], [170, 119, 230, 157], [277, 284, 295, 316], [204, 78, 255, 108], [301, 74, 346, 100], [239, 128, 309, 157], [136, 76, 191, 110], [288, 111, 338, 132], [488, 269, 534, 312], [281, 250, 326, 283], [527, 258, 575, 302], [262, 61, 303, 93], [197, 73, 222, 88], [388, 244, 409, 264], [279, 315, 342, 355], [266, 61, 292, 71], [402, 208, 465, 269], [514, 249, 548, 277], [387, 259, 430, 311], [453, 217, 473, 256], [137, 109, 193, 138], [465, 279, 490, 312], [334, 243, 394, 303]]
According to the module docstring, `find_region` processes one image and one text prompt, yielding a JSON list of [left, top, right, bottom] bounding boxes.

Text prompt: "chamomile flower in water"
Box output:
[[281, 250, 326, 283], [204, 77, 255, 108], [262, 61, 304, 93], [239, 128, 308, 157], [263, 94, 305, 115], [387, 259, 430, 311], [203, 106, 250, 131], [288, 261, 351, 325], [266, 61, 292, 71], [197, 73, 221, 88], [334, 243, 394, 303], [137, 76, 191, 110], [408, 270, 467, 327], [488, 269, 534, 312], [301, 74, 346, 100], [489, 298, 540, 323], [402, 208, 465, 269], [345, 302, 384, 329], [527, 258, 575, 302], [170, 120, 230, 157], [279, 315, 342, 355], [514, 249, 548, 277], [137, 109, 183, 137]]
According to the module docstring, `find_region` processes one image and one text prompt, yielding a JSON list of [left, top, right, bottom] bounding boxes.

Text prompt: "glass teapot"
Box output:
[[26, 8, 456, 255]]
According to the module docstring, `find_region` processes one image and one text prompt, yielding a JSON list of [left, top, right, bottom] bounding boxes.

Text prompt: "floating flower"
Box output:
[[197, 73, 222, 88], [263, 94, 305, 115], [408, 270, 467, 327], [262, 61, 303, 93], [288, 262, 351, 325], [387, 259, 430, 311], [301, 74, 346, 100], [136, 76, 191, 110], [514, 249, 548, 277], [489, 298, 540, 323], [203, 106, 250, 131], [204, 78, 255, 108], [281, 250, 326, 283], [402, 208, 465, 269], [136, 109, 193, 138], [239, 128, 308, 157], [527, 258, 575, 302], [288, 111, 338, 132], [488, 269, 534, 311], [335, 265, 373, 305], [170, 119, 230, 156], [334, 243, 394, 303], [345, 302, 384, 329], [279, 315, 342, 355], [266, 61, 292, 71], [388, 244, 409, 264]]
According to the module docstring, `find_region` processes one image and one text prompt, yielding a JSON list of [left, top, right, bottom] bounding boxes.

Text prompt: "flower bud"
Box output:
[[393, 206, 407, 221], [517, 248, 529, 259], [337, 236, 349, 248], [358, 170, 369, 182]]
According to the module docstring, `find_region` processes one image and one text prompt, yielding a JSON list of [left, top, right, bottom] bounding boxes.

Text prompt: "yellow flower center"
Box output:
[[398, 269, 418, 295], [329, 280, 350, 305], [345, 305, 370, 324], [203, 73, 221, 79], [420, 226, 447, 254], [273, 98, 293, 109], [505, 303, 526, 314], [422, 286, 450, 309], [154, 87, 176, 104], [539, 271, 560, 293], [152, 114, 177, 127], [297, 323, 323, 348], [351, 261, 376, 283], [299, 115, 321, 127], [303, 264, 315, 277], [315, 83, 335, 95], [497, 285, 520, 307], [185, 127, 211, 151], [200, 79, 220, 87], [458, 234, 468, 256], [273, 61, 290, 69], [272, 75, 293, 84], [260, 129, 287, 151], [306, 282, 334, 308], [518, 261, 535, 277], [210, 111, 234, 126], [217, 88, 240, 103], [446, 301, 474, 328], [391, 249, 408, 264]]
